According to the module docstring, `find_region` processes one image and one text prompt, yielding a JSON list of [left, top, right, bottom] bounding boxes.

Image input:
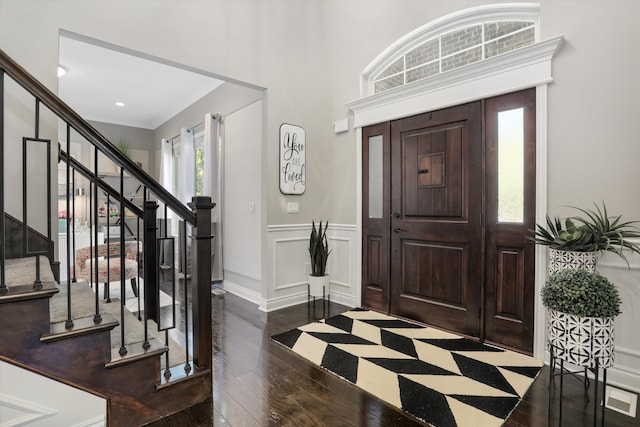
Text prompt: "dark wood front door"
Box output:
[[389, 102, 482, 338], [362, 89, 536, 353]]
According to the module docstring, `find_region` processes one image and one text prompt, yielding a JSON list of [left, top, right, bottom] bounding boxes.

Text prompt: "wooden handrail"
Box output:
[[0, 48, 195, 224]]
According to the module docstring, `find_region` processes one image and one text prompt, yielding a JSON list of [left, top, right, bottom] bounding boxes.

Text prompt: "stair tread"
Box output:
[[3, 255, 55, 287], [51, 281, 184, 368], [105, 337, 167, 368], [41, 312, 119, 342], [0, 281, 58, 303]]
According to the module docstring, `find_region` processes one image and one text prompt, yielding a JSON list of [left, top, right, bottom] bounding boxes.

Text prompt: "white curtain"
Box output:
[[158, 138, 173, 219], [203, 113, 221, 221], [178, 127, 195, 205], [203, 113, 223, 281]]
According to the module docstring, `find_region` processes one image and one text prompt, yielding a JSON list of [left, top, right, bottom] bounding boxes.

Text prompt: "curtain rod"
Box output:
[[166, 114, 221, 143]]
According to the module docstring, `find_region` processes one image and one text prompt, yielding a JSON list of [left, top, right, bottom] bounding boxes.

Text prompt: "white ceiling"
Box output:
[[58, 36, 224, 129]]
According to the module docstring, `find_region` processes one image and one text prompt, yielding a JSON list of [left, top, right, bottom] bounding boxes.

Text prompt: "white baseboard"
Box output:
[[326, 288, 357, 308], [544, 346, 640, 394], [221, 280, 265, 310], [263, 288, 309, 312], [609, 346, 640, 394], [70, 415, 106, 427]]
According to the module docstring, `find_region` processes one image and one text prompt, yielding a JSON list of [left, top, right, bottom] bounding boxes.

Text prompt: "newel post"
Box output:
[[143, 201, 159, 323], [190, 196, 214, 370]]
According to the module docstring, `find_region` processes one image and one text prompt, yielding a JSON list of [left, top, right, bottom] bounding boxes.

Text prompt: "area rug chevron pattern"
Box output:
[[272, 309, 543, 427]]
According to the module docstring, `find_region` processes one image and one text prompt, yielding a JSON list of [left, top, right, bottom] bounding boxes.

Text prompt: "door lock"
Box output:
[[392, 227, 403, 233], [392, 212, 400, 219]]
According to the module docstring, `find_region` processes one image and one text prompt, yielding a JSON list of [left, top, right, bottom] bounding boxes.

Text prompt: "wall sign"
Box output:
[[279, 123, 306, 195]]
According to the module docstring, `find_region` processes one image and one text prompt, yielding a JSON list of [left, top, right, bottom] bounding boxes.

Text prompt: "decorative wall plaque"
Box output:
[[279, 123, 306, 195]]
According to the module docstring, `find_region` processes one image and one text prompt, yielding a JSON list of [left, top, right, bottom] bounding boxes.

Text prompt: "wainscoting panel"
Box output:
[[596, 247, 640, 393], [0, 361, 106, 427], [266, 224, 357, 312]]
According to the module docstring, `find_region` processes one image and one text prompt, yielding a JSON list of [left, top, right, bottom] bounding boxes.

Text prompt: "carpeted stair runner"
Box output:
[[5, 256, 184, 368]]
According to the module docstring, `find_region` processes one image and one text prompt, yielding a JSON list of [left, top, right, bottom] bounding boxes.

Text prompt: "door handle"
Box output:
[[392, 227, 403, 233], [392, 212, 400, 219]]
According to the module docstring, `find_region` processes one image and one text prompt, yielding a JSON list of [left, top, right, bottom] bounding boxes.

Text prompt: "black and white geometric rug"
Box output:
[[272, 309, 543, 427]]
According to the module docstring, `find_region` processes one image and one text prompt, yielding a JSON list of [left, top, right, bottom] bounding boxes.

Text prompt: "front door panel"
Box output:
[[362, 91, 536, 354], [390, 102, 482, 337]]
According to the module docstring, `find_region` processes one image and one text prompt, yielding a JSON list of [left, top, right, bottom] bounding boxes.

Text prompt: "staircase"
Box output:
[[0, 49, 214, 426]]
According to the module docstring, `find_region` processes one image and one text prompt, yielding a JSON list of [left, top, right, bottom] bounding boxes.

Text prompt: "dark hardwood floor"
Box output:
[[146, 290, 639, 427]]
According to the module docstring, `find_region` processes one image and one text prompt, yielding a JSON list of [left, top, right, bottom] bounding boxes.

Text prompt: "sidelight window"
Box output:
[[497, 108, 524, 223], [368, 135, 384, 219]]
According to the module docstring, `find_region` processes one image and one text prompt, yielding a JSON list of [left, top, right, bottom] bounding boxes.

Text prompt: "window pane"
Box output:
[[498, 108, 524, 223], [368, 135, 383, 219]]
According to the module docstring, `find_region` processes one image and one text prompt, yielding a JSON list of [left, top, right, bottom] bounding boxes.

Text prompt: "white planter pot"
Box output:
[[547, 248, 599, 276], [547, 309, 615, 368], [308, 275, 329, 298]]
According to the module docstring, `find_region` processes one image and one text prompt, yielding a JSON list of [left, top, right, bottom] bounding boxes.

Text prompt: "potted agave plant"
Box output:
[[543, 268, 621, 368], [308, 220, 330, 297], [530, 202, 640, 274]]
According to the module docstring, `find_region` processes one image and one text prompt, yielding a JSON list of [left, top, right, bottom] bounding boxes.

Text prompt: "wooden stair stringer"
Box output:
[[0, 282, 212, 426]]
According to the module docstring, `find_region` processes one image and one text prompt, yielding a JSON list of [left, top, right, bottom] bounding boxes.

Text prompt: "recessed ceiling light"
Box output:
[[57, 65, 66, 77], [115, 102, 125, 107]]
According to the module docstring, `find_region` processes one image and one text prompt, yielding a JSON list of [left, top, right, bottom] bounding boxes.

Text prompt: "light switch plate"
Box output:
[[287, 202, 299, 213]]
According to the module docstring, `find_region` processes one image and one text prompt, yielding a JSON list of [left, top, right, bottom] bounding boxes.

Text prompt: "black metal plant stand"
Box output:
[[307, 283, 330, 319], [548, 344, 608, 427]]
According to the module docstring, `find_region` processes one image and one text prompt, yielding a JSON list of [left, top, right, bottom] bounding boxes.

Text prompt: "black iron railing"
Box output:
[[0, 47, 213, 379]]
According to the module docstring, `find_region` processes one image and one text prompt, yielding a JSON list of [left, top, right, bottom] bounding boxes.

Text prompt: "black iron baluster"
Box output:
[[141, 190, 150, 351], [0, 71, 5, 293], [156, 215, 176, 374], [118, 168, 127, 357], [136, 214, 141, 320], [93, 146, 101, 323], [89, 180, 93, 292], [183, 219, 191, 374], [164, 329, 171, 380], [105, 194, 111, 303], [34, 99, 39, 139], [71, 166, 77, 283], [65, 125, 73, 329], [31, 101, 41, 286]]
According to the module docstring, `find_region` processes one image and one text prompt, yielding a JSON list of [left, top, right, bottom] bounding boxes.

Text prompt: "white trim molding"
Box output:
[[0, 394, 57, 426], [348, 35, 564, 128], [264, 223, 358, 312], [348, 3, 565, 365], [359, 3, 542, 96]]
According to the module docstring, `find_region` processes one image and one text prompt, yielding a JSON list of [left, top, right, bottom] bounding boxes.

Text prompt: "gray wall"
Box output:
[[2, 0, 636, 228], [89, 120, 155, 172], [0, 0, 637, 281], [152, 81, 264, 180]]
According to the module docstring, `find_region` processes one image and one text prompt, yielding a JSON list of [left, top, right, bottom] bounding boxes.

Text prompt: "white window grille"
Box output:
[[373, 21, 535, 94]]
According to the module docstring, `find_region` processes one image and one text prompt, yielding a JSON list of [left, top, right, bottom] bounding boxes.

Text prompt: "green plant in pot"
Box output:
[[308, 220, 331, 297], [543, 268, 621, 368], [530, 202, 640, 274]]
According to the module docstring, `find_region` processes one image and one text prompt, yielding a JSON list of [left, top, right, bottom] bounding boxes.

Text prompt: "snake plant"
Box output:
[[309, 220, 331, 277]]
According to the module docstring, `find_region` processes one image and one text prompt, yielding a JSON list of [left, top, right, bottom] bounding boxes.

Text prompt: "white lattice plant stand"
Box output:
[[547, 308, 615, 426]]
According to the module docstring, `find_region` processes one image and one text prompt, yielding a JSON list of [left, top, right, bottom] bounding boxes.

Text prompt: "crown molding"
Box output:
[[348, 35, 564, 128]]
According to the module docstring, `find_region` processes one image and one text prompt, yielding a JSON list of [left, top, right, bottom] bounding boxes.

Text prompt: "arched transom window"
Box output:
[[374, 20, 535, 93]]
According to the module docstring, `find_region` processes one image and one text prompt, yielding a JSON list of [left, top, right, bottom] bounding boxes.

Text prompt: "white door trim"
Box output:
[[348, 35, 564, 359]]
